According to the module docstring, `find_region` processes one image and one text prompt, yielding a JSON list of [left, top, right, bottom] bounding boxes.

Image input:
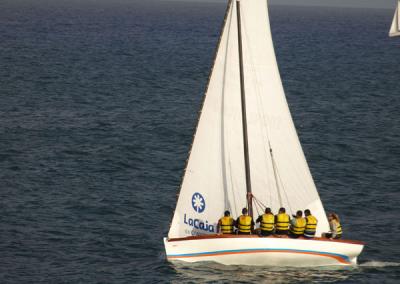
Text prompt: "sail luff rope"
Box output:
[[221, 0, 235, 213], [167, 0, 234, 236]]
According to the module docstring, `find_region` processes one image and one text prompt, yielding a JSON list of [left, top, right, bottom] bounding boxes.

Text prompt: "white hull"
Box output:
[[164, 235, 364, 267]]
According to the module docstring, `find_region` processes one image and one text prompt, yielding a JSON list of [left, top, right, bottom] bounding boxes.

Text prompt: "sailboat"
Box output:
[[390, 0, 400, 37], [164, 0, 364, 266]]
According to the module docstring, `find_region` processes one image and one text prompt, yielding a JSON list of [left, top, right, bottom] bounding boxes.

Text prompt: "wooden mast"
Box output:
[[236, 0, 253, 219]]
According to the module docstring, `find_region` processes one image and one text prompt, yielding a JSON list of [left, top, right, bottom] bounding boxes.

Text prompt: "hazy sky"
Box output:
[[178, 0, 396, 9]]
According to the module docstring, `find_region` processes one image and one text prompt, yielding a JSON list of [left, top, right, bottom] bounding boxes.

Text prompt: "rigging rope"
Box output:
[[269, 143, 283, 207], [253, 194, 267, 209], [275, 161, 294, 215]]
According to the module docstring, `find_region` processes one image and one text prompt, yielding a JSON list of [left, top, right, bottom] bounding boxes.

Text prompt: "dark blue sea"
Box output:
[[1, 0, 399, 282]]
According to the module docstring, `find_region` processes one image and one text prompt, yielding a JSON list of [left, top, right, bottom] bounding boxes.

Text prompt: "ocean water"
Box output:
[[0, 0, 399, 283]]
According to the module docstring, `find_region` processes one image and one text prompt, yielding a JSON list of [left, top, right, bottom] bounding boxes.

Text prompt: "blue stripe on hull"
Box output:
[[167, 248, 351, 264]]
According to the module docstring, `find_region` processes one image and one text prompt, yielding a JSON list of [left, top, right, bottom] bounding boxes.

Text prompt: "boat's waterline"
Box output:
[[164, 235, 364, 267]]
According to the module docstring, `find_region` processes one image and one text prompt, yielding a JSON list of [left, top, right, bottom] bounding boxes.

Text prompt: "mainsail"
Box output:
[[168, 0, 329, 239], [389, 0, 400, 37]]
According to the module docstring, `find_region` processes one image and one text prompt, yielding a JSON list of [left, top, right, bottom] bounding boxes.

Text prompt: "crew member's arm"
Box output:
[[331, 222, 337, 239], [217, 219, 221, 234]]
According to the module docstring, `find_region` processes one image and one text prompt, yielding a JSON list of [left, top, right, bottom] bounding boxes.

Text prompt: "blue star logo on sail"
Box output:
[[191, 192, 205, 213]]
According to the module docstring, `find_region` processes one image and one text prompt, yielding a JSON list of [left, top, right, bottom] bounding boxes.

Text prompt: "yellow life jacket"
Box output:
[[238, 215, 252, 233], [305, 215, 318, 233], [220, 216, 234, 234], [275, 213, 290, 231], [333, 219, 343, 235], [260, 213, 274, 232], [290, 217, 307, 235]]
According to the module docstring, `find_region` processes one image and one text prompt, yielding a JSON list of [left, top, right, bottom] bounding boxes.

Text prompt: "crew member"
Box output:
[[217, 210, 235, 234], [256, 207, 274, 236], [304, 209, 318, 238], [235, 208, 254, 235], [323, 213, 343, 239], [275, 207, 290, 235], [289, 210, 306, 238]]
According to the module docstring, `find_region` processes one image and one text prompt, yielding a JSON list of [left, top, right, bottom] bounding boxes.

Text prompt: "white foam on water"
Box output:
[[359, 261, 400, 268]]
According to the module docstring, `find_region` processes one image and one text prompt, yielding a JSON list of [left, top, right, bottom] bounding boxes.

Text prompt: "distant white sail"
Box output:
[[389, 1, 400, 37], [168, 0, 329, 239]]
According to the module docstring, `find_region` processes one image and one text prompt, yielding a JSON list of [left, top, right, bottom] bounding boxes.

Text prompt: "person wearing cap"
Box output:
[[323, 213, 343, 239], [235, 208, 254, 235], [304, 209, 318, 238], [217, 210, 235, 234], [275, 207, 290, 235], [289, 210, 307, 238], [256, 207, 274, 236]]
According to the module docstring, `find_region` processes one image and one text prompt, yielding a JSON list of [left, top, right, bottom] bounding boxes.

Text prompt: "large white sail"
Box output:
[[389, 1, 400, 37], [168, 0, 329, 239]]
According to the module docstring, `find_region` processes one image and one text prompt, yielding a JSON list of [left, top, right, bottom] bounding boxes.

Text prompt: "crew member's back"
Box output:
[[289, 210, 306, 238], [275, 207, 290, 235], [304, 209, 318, 238], [236, 208, 254, 235], [217, 210, 235, 234], [256, 207, 274, 236]]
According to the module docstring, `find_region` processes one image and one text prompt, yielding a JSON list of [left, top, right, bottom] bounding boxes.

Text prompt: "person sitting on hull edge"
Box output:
[[217, 210, 235, 234], [304, 209, 318, 239], [322, 213, 342, 239], [275, 207, 290, 235], [256, 207, 274, 237], [236, 208, 254, 235], [289, 210, 306, 238]]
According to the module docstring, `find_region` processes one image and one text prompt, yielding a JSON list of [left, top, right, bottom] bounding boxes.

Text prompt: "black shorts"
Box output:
[[325, 233, 342, 239], [275, 230, 288, 235], [289, 232, 302, 238], [238, 231, 251, 235], [260, 230, 273, 236]]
